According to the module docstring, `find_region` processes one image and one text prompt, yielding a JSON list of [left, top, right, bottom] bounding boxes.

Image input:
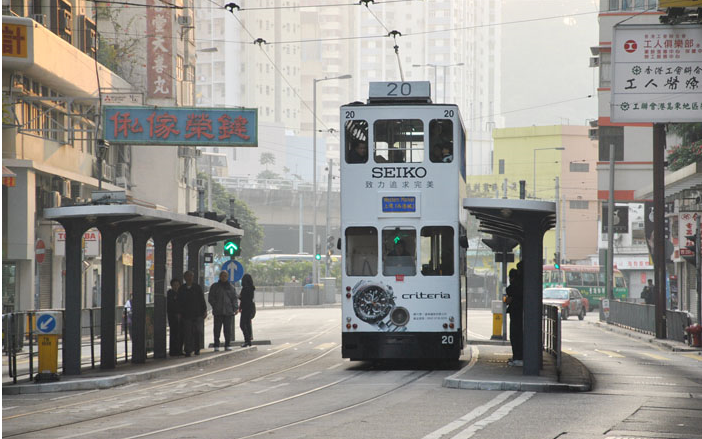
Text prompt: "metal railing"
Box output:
[[543, 304, 562, 374], [608, 300, 693, 343]]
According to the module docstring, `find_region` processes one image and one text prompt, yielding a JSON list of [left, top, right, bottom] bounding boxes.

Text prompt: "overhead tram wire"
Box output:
[[361, 0, 405, 81]]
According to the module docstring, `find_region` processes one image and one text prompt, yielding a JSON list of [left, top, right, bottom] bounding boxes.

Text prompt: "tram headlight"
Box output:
[[390, 306, 410, 327]]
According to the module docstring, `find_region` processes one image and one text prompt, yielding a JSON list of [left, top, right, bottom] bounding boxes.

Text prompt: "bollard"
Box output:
[[35, 311, 62, 382], [491, 300, 504, 340]]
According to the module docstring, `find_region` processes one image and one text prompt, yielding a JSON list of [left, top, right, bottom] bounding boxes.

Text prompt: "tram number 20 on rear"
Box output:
[[441, 335, 455, 345]]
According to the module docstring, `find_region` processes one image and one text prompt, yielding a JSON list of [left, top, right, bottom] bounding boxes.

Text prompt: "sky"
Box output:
[[500, 0, 600, 128]]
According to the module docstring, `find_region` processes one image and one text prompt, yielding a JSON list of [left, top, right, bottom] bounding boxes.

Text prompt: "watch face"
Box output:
[[353, 283, 395, 324]]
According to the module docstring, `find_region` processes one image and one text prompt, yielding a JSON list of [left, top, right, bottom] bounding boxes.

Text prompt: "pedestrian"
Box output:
[[505, 266, 523, 367], [177, 271, 207, 357], [641, 279, 654, 305], [167, 278, 183, 356], [239, 274, 256, 347], [208, 271, 238, 352], [123, 294, 133, 337]]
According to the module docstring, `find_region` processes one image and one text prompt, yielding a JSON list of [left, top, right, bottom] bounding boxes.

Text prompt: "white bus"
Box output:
[[340, 81, 468, 361]]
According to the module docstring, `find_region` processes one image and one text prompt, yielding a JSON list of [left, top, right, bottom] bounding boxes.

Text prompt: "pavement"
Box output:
[[4, 316, 699, 396]]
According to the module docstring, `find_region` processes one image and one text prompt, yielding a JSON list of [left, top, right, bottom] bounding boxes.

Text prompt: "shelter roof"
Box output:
[[463, 198, 556, 243]]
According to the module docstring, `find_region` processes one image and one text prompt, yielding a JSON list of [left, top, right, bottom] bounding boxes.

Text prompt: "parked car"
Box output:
[[543, 287, 585, 320]]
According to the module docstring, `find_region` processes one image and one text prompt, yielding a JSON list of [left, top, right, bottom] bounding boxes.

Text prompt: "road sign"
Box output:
[[222, 259, 244, 283], [602, 299, 610, 319], [35, 312, 61, 335], [35, 239, 46, 264]]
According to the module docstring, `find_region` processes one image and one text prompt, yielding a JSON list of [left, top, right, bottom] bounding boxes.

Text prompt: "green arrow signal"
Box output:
[[224, 241, 239, 255]]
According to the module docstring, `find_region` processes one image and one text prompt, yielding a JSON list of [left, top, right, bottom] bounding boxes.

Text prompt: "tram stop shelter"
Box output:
[[463, 198, 556, 376], [44, 204, 243, 375]]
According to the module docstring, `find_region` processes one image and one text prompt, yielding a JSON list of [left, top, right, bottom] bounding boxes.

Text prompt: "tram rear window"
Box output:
[[382, 227, 416, 276], [345, 227, 378, 276], [345, 120, 369, 164], [374, 119, 424, 163], [420, 226, 454, 276], [429, 119, 453, 163]]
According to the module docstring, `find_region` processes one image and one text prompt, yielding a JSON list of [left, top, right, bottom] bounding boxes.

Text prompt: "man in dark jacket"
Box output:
[[166, 278, 183, 356], [505, 266, 523, 367], [208, 271, 238, 351], [177, 271, 207, 357]]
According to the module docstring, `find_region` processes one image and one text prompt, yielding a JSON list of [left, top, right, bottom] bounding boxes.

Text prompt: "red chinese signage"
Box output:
[[146, 0, 173, 99]]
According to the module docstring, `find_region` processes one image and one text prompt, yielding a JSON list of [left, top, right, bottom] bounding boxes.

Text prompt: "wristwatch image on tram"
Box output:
[[351, 280, 410, 332]]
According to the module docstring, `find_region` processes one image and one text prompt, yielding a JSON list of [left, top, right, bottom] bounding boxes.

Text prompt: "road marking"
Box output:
[[595, 349, 625, 358], [298, 371, 321, 380], [563, 348, 581, 356], [254, 383, 289, 394], [682, 353, 702, 362], [450, 392, 535, 439], [466, 330, 488, 340], [421, 391, 515, 439], [56, 422, 132, 439], [269, 377, 286, 382], [641, 352, 670, 361], [327, 363, 343, 370], [315, 342, 337, 350], [170, 400, 226, 415]]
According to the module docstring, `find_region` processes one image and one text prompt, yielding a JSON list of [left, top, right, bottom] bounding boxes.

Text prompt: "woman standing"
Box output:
[[239, 274, 255, 347]]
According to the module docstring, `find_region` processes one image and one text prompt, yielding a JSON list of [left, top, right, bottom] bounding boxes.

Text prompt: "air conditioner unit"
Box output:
[[116, 163, 130, 178], [44, 191, 61, 208], [115, 176, 128, 188], [589, 57, 600, 68], [588, 128, 598, 140], [52, 178, 71, 198], [33, 14, 47, 26], [101, 163, 114, 181], [177, 15, 192, 26], [178, 146, 197, 158]]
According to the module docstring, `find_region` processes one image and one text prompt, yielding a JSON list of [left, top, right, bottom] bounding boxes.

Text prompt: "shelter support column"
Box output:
[[98, 226, 119, 369], [130, 229, 151, 363], [522, 218, 544, 376], [171, 238, 186, 283], [59, 219, 90, 375], [152, 234, 169, 358]]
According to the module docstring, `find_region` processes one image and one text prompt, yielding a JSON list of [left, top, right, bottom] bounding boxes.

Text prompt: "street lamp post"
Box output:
[[412, 63, 464, 103], [532, 147, 565, 199], [313, 74, 351, 284]]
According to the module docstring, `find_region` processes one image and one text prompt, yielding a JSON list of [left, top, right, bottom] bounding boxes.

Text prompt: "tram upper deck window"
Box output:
[[382, 227, 416, 276], [420, 226, 454, 276], [345, 120, 369, 164], [429, 119, 453, 163], [345, 227, 378, 276], [373, 120, 424, 163]]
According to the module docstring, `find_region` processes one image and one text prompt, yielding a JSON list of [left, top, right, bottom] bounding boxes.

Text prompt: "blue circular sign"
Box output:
[[36, 314, 57, 334], [222, 260, 244, 283]]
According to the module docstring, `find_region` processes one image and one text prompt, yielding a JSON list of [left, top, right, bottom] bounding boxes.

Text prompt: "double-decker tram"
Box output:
[[340, 81, 468, 361]]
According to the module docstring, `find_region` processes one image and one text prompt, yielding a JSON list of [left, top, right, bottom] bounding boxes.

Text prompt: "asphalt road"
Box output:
[[3, 308, 701, 439]]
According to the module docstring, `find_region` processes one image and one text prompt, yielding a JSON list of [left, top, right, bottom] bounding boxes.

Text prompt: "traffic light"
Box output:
[[554, 252, 561, 270], [315, 243, 322, 260], [327, 235, 335, 250], [684, 233, 698, 264], [223, 237, 241, 257]]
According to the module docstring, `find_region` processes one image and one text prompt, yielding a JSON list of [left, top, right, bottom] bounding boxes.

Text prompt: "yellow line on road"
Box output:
[[682, 353, 702, 362], [640, 352, 670, 361], [594, 349, 625, 358], [563, 348, 581, 356]]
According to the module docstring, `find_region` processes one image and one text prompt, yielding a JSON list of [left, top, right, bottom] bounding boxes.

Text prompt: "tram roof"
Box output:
[[44, 203, 243, 238], [462, 198, 556, 243]]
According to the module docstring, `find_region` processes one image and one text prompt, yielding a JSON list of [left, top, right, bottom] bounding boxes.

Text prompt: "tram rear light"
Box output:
[[346, 292, 351, 299], [346, 323, 352, 329], [352, 323, 358, 329], [442, 323, 448, 329], [449, 323, 455, 329], [346, 286, 351, 291]]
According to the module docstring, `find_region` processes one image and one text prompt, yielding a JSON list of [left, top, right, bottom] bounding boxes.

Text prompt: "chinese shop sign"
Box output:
[[103, 107, 258, 146], [147, 0, 173, 99], [2, 23, 28, 58], [612, 25, 702, 123]]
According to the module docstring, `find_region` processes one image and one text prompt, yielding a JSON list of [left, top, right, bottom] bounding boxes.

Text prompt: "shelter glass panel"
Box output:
[[420, 226, 454, 276], [345, 227, 378, 276], [373, 119, 424, 163]]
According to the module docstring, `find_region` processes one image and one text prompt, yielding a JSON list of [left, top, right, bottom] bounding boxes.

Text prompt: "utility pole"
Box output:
[[653, 124, 667, 338], [325, 159, 333, 277], [299, 192, 303, 254], [607, 144, 615, 302], [555, 176, 561, 263]]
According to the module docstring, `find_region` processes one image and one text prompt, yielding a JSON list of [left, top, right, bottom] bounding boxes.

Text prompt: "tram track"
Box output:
[[3, 324, 339, 437]]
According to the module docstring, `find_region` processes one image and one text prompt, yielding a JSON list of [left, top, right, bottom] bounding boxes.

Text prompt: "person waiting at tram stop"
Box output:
[[177, 271, 207, 357], [167, 278, 183, 356], [208, 270, 239, 352], [505, 265, 524, 367], [239, 273, 256, 347]]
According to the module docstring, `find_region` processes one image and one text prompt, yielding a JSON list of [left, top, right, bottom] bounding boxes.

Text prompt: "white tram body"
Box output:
[[340, 81, 468, 360]]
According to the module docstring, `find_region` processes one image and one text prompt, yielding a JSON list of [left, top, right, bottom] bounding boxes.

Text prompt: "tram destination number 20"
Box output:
[[441, 335, 454, 345]]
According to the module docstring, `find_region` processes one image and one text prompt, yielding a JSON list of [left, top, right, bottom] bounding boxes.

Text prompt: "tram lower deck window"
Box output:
[[345, 227, 378, 276], [420, 226, 453, 276], [382, 227, 416, 276]]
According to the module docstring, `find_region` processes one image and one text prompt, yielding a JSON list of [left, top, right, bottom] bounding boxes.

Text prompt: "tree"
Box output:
[[201, 172, 264, 260], [667, 123, 702, 171], [260, 152, 276, 170]]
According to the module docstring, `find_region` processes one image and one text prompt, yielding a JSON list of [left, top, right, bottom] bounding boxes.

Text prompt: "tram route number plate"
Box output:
[[382, 196, 416, 213], [369, 81, 431, 100]]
